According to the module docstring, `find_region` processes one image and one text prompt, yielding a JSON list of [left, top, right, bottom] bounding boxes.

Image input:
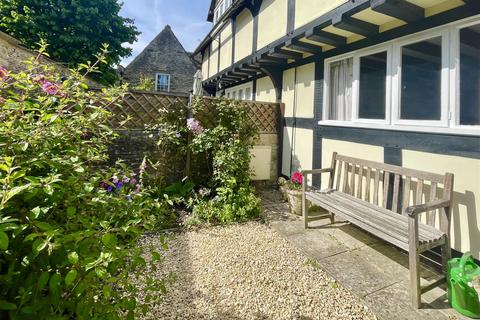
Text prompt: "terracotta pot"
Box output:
[[286, 189, 303, 216]]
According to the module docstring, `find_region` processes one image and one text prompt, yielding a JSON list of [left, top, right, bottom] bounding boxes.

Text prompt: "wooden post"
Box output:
[[302, 173, 308, 229], [408, 214, 421, 309]]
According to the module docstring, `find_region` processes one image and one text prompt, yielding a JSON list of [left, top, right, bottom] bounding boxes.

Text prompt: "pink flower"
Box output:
[[187, 118, 204, 135], [0, 66, 8, 80], [42, 81, 61, 95], [291, 171, 303, 185], [32, 74, 48, 84]]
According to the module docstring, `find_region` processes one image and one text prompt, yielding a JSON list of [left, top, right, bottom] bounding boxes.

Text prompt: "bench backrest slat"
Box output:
[[330, 154, 453, 233]]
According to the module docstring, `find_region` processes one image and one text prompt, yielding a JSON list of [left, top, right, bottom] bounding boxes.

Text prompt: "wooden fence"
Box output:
[[107, 90, 283, 134], [106, 90, 284, 183]]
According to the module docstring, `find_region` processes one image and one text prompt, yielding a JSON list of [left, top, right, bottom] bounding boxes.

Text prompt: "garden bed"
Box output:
[[139, 222, 376, 320]]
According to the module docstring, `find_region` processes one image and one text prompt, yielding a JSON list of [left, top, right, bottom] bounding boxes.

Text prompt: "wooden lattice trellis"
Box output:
[[107, 90, 189, 129], [106, 90, 282, 134]]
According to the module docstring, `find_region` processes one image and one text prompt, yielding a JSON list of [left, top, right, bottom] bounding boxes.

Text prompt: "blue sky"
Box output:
[[120, 0, 212, 66]]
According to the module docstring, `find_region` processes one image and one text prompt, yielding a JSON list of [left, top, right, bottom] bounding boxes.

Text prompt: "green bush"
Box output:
[[158, 97, 262, 223], [0, 44, 171, 319]]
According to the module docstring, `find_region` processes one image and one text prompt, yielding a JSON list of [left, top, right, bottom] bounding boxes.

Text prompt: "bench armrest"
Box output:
[[405, 199, 451, 217], [301, 168, 334, 176]]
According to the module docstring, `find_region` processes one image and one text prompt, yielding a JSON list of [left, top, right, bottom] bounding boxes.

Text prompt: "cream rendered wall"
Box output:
[[219, 22, 233, 72], [258, 0, 287, 49], [209, 36, 219, 77], [295, 0, 348, 29], [255, 76, 276, 102], [282, 67, 296, 117], [281, 127, 314, 183], [402, 150, 480, 260], [294, 63, 315, 118], [281, 64, 315, 117], [234, 9, 253, 63]]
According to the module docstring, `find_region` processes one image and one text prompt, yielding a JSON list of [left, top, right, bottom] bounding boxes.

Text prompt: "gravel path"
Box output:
[[140, 222, 377, 320]]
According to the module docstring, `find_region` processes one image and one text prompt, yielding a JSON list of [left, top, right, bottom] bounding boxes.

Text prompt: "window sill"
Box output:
[[317, 121, 480, 137]]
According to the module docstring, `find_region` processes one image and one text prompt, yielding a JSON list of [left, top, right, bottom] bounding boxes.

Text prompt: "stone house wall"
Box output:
[[123, 25, 198, 94]]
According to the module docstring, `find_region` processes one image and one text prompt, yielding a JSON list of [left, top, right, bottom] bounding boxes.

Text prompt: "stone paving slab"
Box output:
[[260, 190, 468, 320]]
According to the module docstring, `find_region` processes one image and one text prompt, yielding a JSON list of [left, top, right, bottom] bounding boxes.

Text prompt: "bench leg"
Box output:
[[329, 212, 335, 224], [409, 249, 422, 309], [441, 239, 451, 274], [303, 199, 308, 229]]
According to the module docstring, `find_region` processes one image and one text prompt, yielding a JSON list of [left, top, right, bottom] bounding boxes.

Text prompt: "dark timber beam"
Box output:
[[371, 0, 424, 23], [269, 48, 303, 60], [233, 67, 258, 76], [285, 38, 323, 55], [224, 72, 244, 80], [332, 15, 379, 37], [257, 54, 288, 64], [305, 28, 347, 46]]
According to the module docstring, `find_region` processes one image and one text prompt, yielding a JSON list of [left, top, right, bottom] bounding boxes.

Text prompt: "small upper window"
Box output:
[[155, 73, 170, 92], [459, 23, 480, 126]]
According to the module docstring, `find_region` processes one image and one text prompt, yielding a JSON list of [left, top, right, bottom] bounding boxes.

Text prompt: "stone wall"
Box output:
[[123, 25, 198, 94], [0, 31, 99, 86]]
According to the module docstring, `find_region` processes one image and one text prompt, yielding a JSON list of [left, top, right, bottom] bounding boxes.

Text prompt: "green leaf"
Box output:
[[0, 300, 17, 310], [0, 164, 9, 172], [5, 184, 30, 202], [0, 231, 8, 250], [35, 221, 53, 231], [49, 273, 61, 294], [101, 234, 117, 248], [32, 238, 47, 254], [65, 270, 77, 286], [38, 272, 50, 289], [103, 285, 112, 299], [67, 207, 76, 217], [68, 251, 79, 264], [151, 251, 161, 261]]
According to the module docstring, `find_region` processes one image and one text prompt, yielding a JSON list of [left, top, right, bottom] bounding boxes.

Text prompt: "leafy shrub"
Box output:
[[0, 44, 171, 319], [159, 97, 262, 223]]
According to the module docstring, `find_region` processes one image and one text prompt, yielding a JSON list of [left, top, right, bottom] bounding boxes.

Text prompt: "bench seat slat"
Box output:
[[306, 190, 444, 251], [307, 192, 439, 245]]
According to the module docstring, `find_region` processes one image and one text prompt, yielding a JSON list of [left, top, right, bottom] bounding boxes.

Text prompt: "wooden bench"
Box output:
[[301, 152, 454, 309]]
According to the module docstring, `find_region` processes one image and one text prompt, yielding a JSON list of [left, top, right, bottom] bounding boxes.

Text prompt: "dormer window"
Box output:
[[213, 0, 232, 24]]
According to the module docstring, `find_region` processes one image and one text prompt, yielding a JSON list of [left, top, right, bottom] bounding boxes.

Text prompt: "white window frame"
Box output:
[[391, 30, 449, 128], [320, 14, 480, 136], [353, 46, 393, 125], [155, 73, 170, 92], [225, 82, 253, 101]]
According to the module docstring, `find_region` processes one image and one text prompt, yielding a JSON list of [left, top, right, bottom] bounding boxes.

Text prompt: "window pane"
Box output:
[[359, 51, 387, 119], [156, 74, 169, 92], [400, 37, 442, 120], [328, 58, 353, 120], [460, 24, 480, 125], [239, 89, 244, 100], [245, 87, 251, 100]]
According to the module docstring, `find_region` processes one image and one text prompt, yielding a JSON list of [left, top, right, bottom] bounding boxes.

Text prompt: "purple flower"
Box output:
[[175, 132, 181, 138], [130, 178, 138, 186], [42, 81, 61, 95], [106, 186, 113, 193], [115, 181, 124, 189], [187, 118, 204, 135], [134, 184, 141, 194], [122, 175, 130, 183], [32, 74, 48, 84], [112, 176, 119, 184], [0, 66, 8, 80]]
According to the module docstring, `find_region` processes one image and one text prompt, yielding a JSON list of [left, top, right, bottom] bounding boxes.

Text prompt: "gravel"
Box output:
[[138, 222, 377, 320]]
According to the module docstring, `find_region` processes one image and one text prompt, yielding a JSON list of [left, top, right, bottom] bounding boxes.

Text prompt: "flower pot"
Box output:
[[286, 189, 303, 216]]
